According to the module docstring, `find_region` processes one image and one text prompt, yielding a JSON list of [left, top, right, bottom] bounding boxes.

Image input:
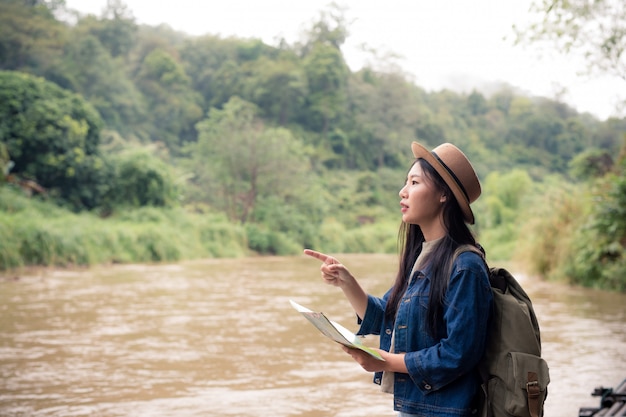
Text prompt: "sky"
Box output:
[[64, 0, 625, 121]]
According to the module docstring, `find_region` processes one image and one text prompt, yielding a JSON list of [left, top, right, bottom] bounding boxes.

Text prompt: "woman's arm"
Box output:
[[304, 249, 369, 319]]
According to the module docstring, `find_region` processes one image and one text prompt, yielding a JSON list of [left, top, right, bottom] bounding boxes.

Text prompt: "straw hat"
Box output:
[[411, 142, 481, 224]]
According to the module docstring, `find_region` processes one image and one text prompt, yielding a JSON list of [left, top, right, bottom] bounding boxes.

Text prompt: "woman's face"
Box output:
[[399, 161, 445, 227]]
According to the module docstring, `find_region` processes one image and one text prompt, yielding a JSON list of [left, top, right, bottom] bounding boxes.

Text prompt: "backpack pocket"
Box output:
[[497, 351, 550, 417]]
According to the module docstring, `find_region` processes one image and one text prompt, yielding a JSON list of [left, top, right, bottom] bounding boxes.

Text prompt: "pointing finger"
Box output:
[[303, 249, 335, 264]]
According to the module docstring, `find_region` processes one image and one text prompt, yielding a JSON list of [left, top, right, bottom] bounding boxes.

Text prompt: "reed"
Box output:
[[515, 182, 584, 282], [0, 188, 251, 270]]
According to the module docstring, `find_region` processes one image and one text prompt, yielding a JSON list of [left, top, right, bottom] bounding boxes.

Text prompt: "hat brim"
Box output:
[[411, 142, 475, 224]]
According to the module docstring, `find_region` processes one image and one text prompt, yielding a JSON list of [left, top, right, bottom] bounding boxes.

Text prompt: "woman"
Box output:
[[304, 142, 493, 417]]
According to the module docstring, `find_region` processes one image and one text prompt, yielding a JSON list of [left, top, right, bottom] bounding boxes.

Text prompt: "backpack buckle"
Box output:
[[527, 380, 540, 398], [526, 377, 542, 417]]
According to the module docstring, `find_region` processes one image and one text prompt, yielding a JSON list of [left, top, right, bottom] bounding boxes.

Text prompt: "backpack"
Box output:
[[454, 245, 550, 417]]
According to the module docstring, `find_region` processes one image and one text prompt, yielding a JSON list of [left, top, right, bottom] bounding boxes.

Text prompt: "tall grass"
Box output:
[[514, 181, 586, 282], [0, 187, 249, 271], [3, 177, 623, 292], [0, 185, 402, 272]]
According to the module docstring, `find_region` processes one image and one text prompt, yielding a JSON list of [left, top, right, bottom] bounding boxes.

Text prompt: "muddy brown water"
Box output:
[[1, 254, 625, 416]]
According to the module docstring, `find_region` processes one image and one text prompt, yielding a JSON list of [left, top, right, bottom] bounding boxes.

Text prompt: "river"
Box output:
[[1, 254, 625, 416]]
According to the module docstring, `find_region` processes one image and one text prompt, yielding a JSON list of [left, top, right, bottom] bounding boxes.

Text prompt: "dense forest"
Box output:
[[1, 0, 625, 291]]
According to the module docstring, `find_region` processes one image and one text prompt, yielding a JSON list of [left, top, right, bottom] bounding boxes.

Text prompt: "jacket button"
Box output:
[[385, 328, 392, 335], [424, 383, 432, 390]]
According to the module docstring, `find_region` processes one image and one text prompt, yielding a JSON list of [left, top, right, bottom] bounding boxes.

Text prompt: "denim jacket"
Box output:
[[357, 251, 493, 417]]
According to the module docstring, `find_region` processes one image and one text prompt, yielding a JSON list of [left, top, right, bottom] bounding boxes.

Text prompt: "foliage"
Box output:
[[48, 33, 147, 136], [0, 141, 11, 180], [474, 169, 535, 261], [348, 71, 423, 169], [192, 96, 310, 224], [564, 156, 626, 291], [0, 2, 626, 293], [517, 154, 626, 292], [301, 3, 350, 50], [518, 0, 626, 80], [3, 1, 623, 176], [0, 70, 106, 210], [244, 223, 301, 256], [516, 0, 625, 121], [84, 0, 138, 59], [103, 147, 181, 210], [0, 186, 248, 270], [568, 147, 614, 180], [244, 55, 308, 126], [0, 0, 67, 73], [135, 47, 204, 151], [516, 179, 584, 279], [301, 42, 349, 134]]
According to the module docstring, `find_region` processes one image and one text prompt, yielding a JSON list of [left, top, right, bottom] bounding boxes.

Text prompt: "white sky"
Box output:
[[64, 0, 625, 120]]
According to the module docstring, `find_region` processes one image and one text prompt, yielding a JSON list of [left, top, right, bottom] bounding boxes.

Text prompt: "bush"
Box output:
[[307, 219, 397, 254], [316, 218, 348, 253], [104, 148, 181, 210], [564, 166, 626, 291], [245, 223, 300, 255], [343, 222, 397, 254], [197, 218, 247, 258]]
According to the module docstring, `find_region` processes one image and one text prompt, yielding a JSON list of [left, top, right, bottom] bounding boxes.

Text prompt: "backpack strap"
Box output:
[[527, 372, 541, 417], [454, 244, 505, 293], [452, 244, 488, 272], [487, 267, 507, 293], [453, 243, 485, 260]]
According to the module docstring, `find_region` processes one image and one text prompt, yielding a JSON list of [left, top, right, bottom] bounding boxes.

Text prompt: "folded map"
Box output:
[[289, 299, 384, 361]]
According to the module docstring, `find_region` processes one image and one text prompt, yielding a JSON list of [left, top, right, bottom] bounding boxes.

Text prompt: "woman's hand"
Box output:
[[303, 249, 356, 289], [341, 346, 407, 374], [303, 248, 369, 322]]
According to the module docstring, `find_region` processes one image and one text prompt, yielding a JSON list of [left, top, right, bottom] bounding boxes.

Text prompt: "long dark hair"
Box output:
[[385, 158, 478, 338]]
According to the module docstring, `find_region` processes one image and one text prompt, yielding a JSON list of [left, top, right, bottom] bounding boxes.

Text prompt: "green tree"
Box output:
[[489, 88, 514, 115], [0, 70, 106, 209], [468, 90, 488, 116], [566, 152, 626, 291], [302, 42, 349, 134], [301, 2, 349, 50], [593, 117, 626, 150], [0, 0, 66, 72], [569, 148, 614, 180], [193, 97, 309, 224], [89, 0, 138, 58], [135, 47, 204, 151], [245, 56, 308, 126], [47, 33, 147, 135], [179, 35, 242, 108], [348, 71, 422, 169], [204, 59, 245, 109]]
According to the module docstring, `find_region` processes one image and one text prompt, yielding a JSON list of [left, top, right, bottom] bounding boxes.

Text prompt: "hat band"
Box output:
[[431, 151, 470, 203]]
